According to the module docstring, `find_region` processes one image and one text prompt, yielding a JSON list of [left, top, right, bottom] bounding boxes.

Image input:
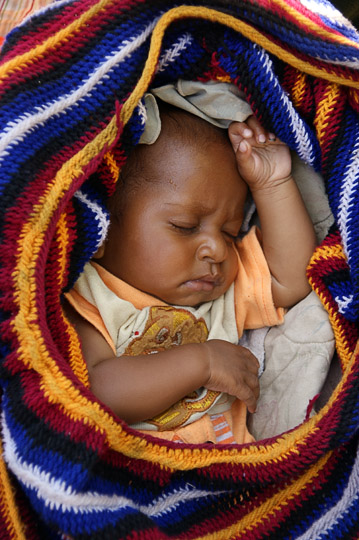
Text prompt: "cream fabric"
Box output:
[[139, 80, 253, 144], [248, 291, 335, 438]]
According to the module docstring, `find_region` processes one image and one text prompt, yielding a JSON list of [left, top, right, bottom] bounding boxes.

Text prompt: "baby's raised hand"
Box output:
[[202, 340, 259, 413], [228, 116, 292, 191]]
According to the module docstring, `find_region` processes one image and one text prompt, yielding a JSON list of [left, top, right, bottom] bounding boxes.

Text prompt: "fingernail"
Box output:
[[243, 128, 252, 137], [269, 133, 276, 141], [258, 134, 266, 143], [239, 141, 247, 152]]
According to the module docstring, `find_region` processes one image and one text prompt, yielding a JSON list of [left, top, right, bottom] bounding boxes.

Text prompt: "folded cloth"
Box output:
[[248, 291, 335, 439], [139, 79, 253, 144]]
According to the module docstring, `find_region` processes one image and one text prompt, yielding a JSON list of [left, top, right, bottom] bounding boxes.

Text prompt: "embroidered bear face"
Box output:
[[124, 306, 208, 356]]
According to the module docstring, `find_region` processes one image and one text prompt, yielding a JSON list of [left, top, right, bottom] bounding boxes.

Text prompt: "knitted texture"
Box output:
[[0, 0, 359, 538]]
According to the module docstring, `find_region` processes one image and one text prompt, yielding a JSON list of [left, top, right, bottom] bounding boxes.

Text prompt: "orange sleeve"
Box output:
[[65, 288, 116, 354], [234, 227, 285, 337]]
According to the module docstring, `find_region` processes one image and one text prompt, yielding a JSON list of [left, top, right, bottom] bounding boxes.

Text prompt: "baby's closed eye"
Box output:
[[170, 222, 198, 234]]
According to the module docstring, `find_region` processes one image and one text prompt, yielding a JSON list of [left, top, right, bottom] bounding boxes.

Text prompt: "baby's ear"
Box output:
[[93, 243, 106, 259]]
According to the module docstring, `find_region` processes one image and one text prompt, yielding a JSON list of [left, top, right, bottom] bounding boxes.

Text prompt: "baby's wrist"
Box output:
[[179, 342, 211, 388], [248, 173, 294, 193], [196, 341, 212, 386]]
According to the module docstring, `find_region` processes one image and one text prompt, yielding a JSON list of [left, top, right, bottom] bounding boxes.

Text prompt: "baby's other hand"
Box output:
[[203, 340, 259, 413], [228, 116, 292, 191]]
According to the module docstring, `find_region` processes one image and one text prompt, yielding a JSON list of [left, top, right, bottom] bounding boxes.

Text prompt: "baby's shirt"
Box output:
[[66, 227, 283, 436]]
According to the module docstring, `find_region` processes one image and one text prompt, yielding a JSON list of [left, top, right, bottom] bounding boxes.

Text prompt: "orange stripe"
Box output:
[[211, 414, 236, 443]]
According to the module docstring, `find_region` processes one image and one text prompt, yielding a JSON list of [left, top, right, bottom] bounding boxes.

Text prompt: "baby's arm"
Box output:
[[229, 117, 316, 308], [66, 302, 259, 424]]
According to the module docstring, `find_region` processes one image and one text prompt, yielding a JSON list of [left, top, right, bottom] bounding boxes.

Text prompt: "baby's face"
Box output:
[[97, 135, 248, 306]]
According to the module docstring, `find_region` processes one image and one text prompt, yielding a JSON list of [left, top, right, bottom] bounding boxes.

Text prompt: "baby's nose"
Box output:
[[196, 232, 228, 263]]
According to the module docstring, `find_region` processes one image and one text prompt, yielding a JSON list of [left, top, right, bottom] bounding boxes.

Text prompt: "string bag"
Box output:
[[0, 0, 359, 538]]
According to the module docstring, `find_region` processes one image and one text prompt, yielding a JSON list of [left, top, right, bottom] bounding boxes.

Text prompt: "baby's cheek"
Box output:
[[226, 247, 239, 285]]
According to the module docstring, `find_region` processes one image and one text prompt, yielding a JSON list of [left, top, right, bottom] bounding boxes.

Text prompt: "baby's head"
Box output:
[[95, 103, 248, 306]]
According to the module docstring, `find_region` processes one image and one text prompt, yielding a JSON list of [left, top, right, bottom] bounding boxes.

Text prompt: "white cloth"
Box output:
[[248, 291, 335, 439]]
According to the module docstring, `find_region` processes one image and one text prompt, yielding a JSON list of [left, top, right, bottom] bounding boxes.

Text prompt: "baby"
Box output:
[[66, 101, 316, 444]]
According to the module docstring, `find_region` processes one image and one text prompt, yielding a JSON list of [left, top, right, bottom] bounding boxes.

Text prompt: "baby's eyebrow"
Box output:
[[163, 202, 211, 213]]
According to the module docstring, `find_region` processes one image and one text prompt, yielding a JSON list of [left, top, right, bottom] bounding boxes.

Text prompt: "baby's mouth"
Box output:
[[183, 275, 223, 292]]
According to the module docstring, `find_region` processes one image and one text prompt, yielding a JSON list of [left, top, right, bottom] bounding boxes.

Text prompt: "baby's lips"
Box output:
[[184, 279, 216, 292]]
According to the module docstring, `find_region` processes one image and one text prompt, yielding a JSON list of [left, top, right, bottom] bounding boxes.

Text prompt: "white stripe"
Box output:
[[296, 441, 359, 539], [335, 294, 354, 314], [137, 99, 147, 126], [74, 190, 110, 248], [213, 420, 227, 431], [2, 411, 227, 516], [320, 57, 359, 70], [256, 46, 316, 165], [336, 139, 359, 259], [215, 432, 234, 442], [156, 33, 193, 72], [0, 18, 159, 156]]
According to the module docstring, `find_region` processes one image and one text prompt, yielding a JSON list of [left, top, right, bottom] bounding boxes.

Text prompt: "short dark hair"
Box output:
[[109, 100, 229, 217]]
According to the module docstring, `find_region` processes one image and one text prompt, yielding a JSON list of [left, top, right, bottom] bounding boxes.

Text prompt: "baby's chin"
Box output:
[[163, 286, 229, 307]]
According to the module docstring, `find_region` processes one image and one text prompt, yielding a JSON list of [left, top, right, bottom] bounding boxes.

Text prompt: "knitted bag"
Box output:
[[0, 1, 359, 538]]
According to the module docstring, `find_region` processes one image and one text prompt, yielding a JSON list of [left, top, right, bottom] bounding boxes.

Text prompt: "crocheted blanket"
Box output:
[[0, 0, 359, 538]]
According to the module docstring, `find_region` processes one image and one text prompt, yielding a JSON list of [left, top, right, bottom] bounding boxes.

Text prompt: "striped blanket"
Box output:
[[0, 1, 359, 538]]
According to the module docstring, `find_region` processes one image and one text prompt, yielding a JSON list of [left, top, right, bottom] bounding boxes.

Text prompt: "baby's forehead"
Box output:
[[111, 108, 234, 210], [127, 112, 229, 172], [139, 112, 232, 179]]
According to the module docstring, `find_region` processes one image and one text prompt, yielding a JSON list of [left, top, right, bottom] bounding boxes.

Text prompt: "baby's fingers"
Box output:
[[228, 126, 257, 170], [229, 117, 276, 152], [228, 119, 254, 152], [245, 116, 276, 144], [234, 346, 260, 412], [236, 372, 259, 413]]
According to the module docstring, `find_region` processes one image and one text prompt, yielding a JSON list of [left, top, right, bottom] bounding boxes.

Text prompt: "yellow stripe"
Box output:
[[55, 213, 90, 386], [310, 283, 352, 368], [349, 87, 359, 108], [292, 71, 307, 109], [314, 83, 341, 146], [61, 307, 90, 387], [308, 244, 353, 368], [53, 212, 70, 293], [308, 242, 346, 264], [310, 283, 353, 369], [0, 447, 26, 539], [0, 0, 114, 80], [103, 151, 120, 184]]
